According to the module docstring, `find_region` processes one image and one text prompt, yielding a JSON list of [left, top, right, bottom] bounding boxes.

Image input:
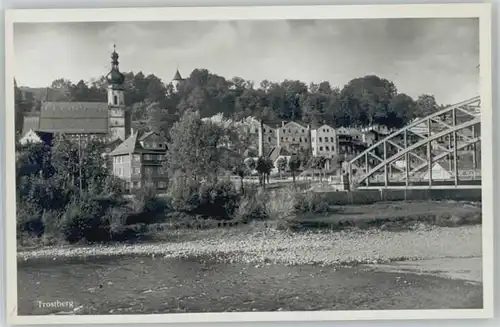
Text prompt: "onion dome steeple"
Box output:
[[106, 45, 125, 86]]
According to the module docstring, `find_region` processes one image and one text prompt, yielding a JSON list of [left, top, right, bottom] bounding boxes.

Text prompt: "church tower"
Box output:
[[171, 68, 184, 93], [106, 45, 130, 141]]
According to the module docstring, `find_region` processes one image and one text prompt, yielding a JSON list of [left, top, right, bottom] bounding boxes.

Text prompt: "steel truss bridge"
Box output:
[[347, 96, 481, 190]]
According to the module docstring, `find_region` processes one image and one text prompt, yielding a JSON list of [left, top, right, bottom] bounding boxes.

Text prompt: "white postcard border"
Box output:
[[4, 3, 494, 324]]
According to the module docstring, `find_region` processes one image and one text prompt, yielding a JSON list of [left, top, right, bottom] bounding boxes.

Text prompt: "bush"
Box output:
[[294, 192, 330, 214], [59, 195, 111, 243], [132, 186, 169, 214], [168, 173, 201, 212], [16, 202, 44, 238], [168, 174, 240, 219], [197, 180, 240, 219], [235, 186, 268, 223]]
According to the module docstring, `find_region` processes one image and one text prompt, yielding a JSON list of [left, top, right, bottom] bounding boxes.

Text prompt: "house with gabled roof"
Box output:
[[19, 129, 54, 146], [276, 121, 311, 153], [109, 131, 168, 191]]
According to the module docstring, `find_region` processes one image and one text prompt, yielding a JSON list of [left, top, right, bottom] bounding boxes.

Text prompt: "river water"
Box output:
[[17, 256, 482, 315]]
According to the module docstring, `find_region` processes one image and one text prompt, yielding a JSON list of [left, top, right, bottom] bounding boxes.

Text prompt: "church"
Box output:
[[20, 46, 132, 146]]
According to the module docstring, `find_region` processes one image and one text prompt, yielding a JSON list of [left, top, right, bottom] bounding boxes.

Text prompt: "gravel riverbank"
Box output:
[[18, 224, 482, 267]]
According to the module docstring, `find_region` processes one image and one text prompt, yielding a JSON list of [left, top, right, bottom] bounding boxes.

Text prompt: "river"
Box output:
[[18, 256, 482, 315]]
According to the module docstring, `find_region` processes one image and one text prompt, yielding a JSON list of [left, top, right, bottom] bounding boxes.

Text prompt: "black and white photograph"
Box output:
[[4, 3, 494, 324]]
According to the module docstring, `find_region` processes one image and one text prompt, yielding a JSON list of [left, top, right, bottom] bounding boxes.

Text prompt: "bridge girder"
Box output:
[[347, 96, 481, 189]]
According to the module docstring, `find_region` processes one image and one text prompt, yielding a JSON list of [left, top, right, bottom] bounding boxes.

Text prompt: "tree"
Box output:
[[255, 156, 273, 187], [276, 157, 288, 179], [232, 161, 249, 193], [389, 93, 416, 128], [338, 75, 398, 127], [166, 110, 230, 184], [415, 94, 438, 118], [288, 154, 301, 185]]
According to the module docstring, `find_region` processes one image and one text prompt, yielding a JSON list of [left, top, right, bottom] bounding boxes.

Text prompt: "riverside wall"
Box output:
[[316, 188, 482, 205]]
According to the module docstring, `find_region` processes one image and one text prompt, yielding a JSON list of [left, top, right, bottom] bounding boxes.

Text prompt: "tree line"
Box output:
[[15, 69, 446, 138]]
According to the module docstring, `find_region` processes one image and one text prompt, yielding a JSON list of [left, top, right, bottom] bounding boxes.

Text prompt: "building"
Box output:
[[268, 146, 292, 175], [311, 124, 337, 158], [20, 46, 131, 146], [171, 69, 185, 93], [19, 130, 54, 146], [108, 131, 168, 191], [276, 121, 310, 153], [258, 121, 281, 156]]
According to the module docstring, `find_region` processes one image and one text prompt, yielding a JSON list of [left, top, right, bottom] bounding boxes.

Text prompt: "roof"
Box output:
[[283, 121, 308, 130], [109, 132, 141, 156], [311, 124, 335, 131], [109, 131, 167, 156], [138, 131, 155, 141], [173, 69, 183, 81], [268, 146, 291, 163], [38, 101, 109, 134]]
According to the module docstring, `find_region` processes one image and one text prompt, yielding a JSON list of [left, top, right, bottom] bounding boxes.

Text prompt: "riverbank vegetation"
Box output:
[[16, 107, 481, 250]]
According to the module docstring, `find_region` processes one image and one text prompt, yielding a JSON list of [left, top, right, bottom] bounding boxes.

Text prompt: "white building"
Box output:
[[311, 124, 337, 158]]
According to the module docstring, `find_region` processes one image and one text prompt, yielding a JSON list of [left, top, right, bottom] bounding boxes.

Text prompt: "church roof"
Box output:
[[173, 69, 183, 81], [37, 101, 109, 134]]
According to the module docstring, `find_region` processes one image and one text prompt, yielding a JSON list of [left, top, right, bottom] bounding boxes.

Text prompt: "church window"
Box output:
[[114, 95, 118, 105]]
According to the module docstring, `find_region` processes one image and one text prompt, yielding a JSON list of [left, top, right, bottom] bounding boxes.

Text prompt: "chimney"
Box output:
[[276, 127, 280, 147], [258, 120, 264, 157]]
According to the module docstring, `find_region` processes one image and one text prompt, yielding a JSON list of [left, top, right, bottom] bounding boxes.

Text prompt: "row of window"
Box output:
[[143, 154, 165, 161], [115, 153, 166, 163], [280, 136, 309, 143], [141, 141, 166, 149], [318, 146, 332, 152], [312, 137, 335, 143]]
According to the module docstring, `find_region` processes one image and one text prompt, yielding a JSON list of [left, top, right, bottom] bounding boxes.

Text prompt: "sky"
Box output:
[[14, 18, 479, 105]]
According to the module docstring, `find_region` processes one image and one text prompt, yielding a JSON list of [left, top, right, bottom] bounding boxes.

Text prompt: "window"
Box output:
[[283, 129, 286, 133], [292, 138, 295, 142], [319, 147, 323, 151], [302, 129, 305, 133], [133, 154, 141, 161], [331, 137, 334, 142], [299, 137, 302, 142], [325, 146, 330, 151], [268, 137, 271, 142], [113, 95, 118, 105], [281, 137, 284, 141], [133, 168, 141, 175], [319, 137, 322, 142], [263, 129, 266, 133], [325, 138, 328, 142], [158, 181, 167, 189], [286, 137, 289, 141]]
